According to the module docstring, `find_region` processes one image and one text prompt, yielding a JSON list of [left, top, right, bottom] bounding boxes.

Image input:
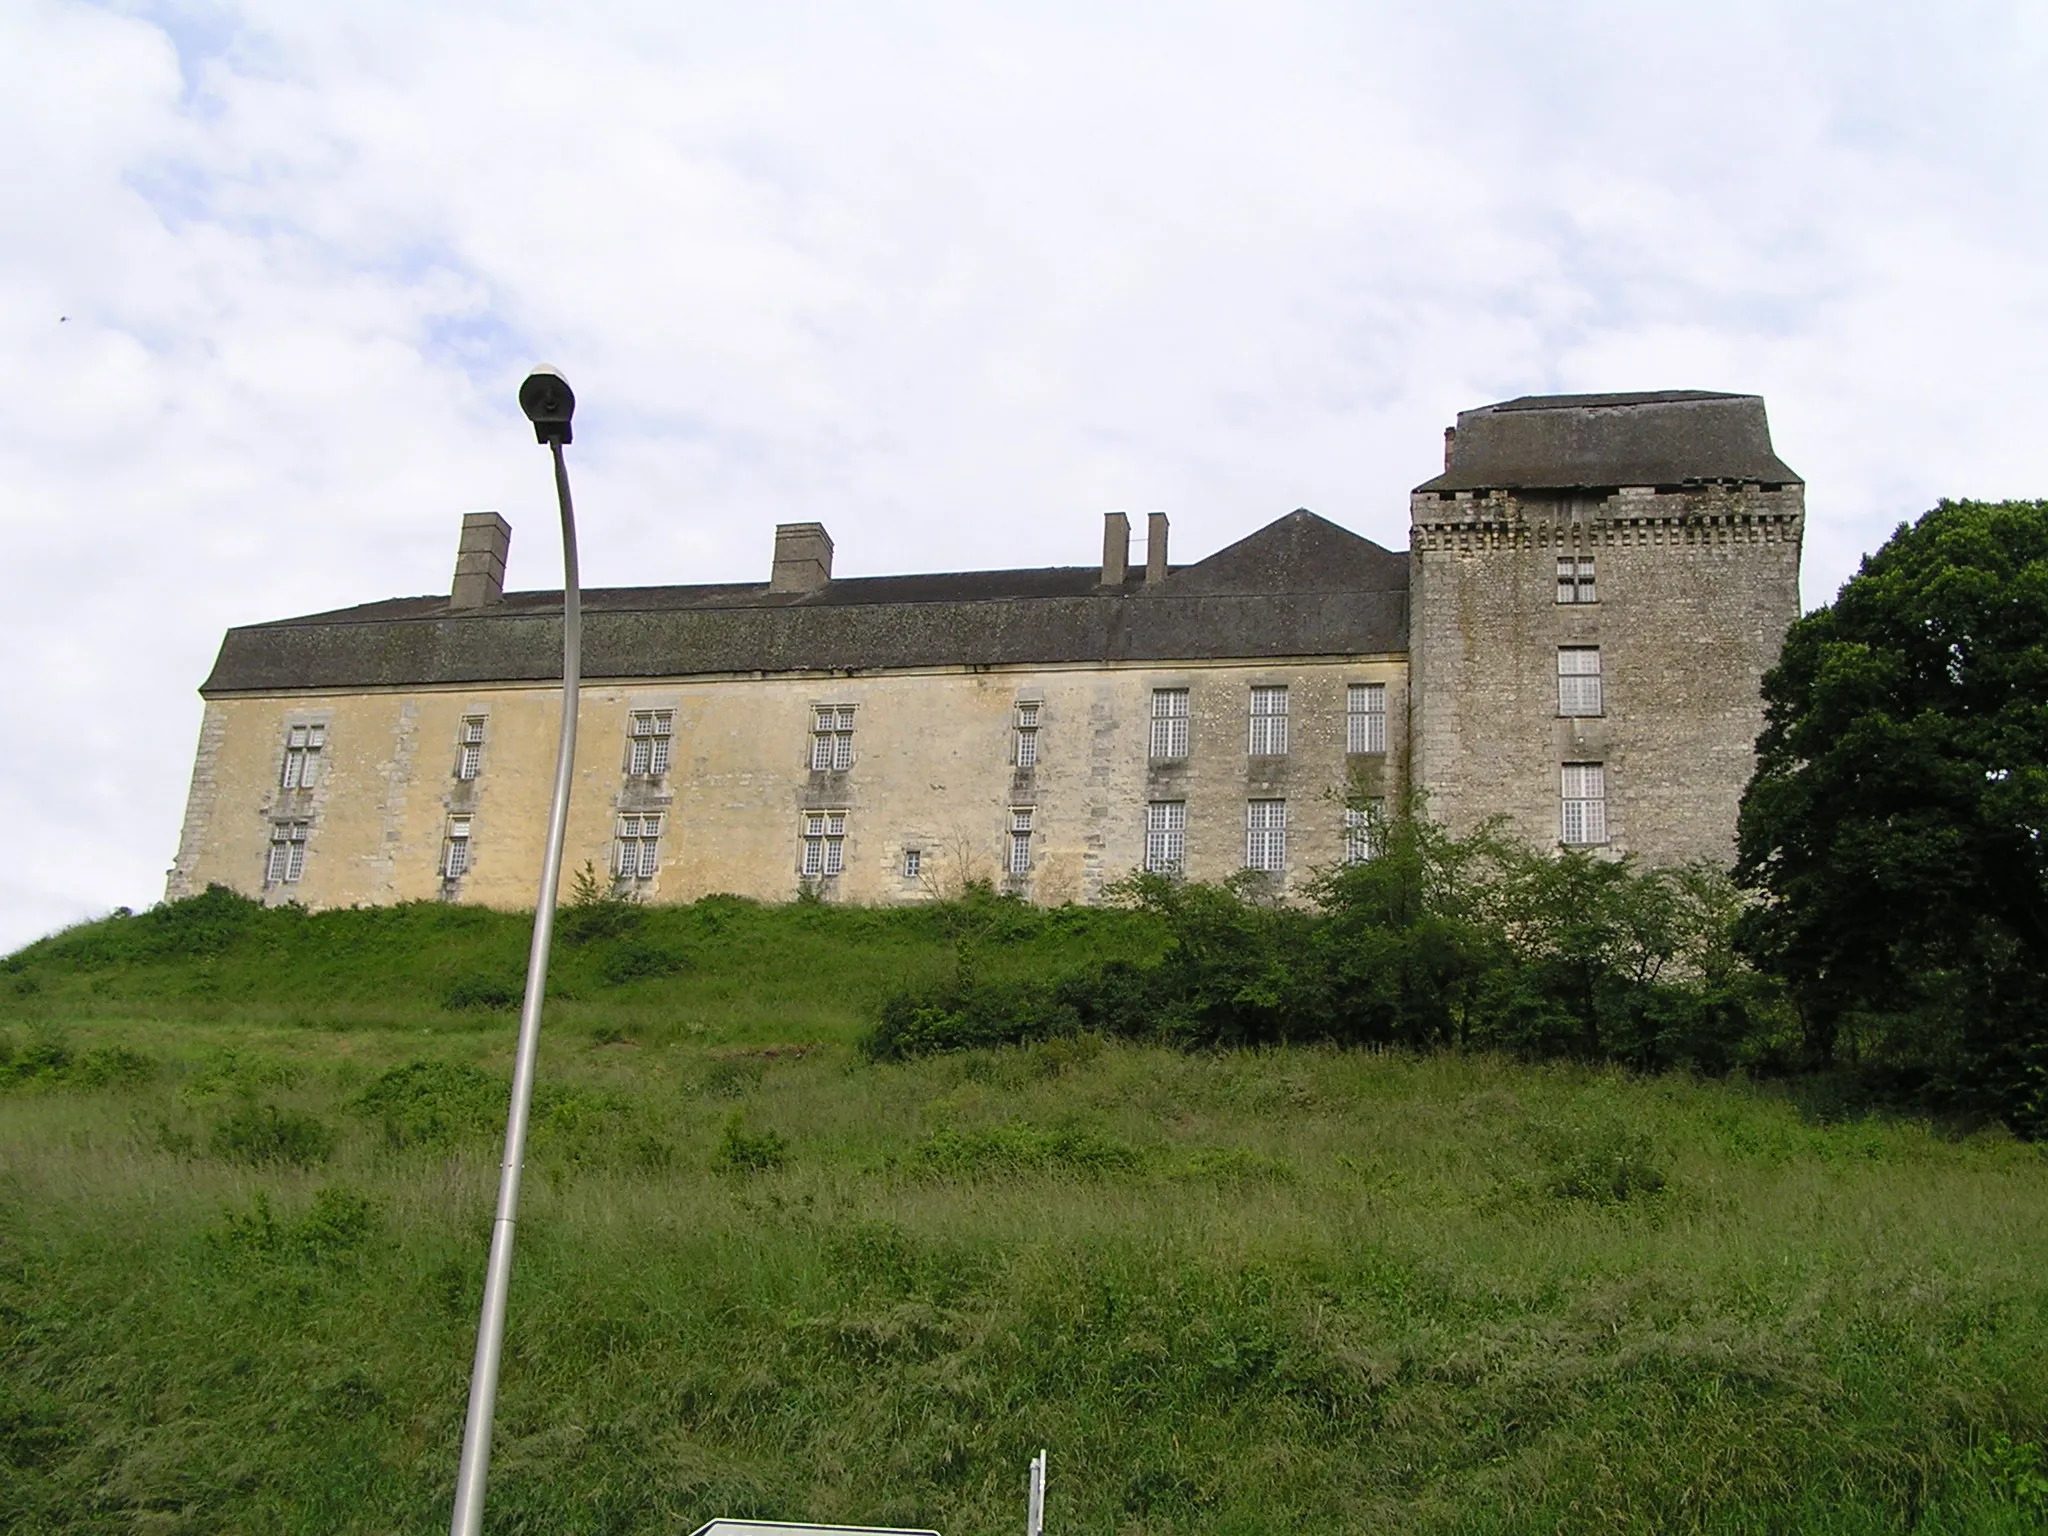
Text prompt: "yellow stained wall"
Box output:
[[167, 657, 1407, 909]]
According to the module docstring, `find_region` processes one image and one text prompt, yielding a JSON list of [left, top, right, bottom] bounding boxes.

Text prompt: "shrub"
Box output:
[[443, 975, 521, 1011], [218, 1187, 378, 1260], [597, 938, 687, 985], [1530, 1118, 1670, 1205], [716, 1114, 790, 1172], [0, 1034, 157, 1091], [863, 811, 1796, 1094], [557, 862, 644, 946], [351, 1061, 504, 1149], [0, 1031, 73, 1087], [906, 1124, 1143, 1179], [209, 1102, 337, 1168], [861, 977, 1079, 1061]]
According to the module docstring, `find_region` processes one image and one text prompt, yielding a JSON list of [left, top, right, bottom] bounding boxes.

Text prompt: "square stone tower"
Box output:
[[1409, 391, 1803, 867]]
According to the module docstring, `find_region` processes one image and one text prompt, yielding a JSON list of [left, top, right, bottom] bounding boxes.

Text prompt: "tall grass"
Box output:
[[2, 897, 2046, 1533]]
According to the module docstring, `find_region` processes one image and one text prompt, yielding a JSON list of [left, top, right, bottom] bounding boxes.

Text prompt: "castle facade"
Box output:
[[166, 391, 1804, 909]]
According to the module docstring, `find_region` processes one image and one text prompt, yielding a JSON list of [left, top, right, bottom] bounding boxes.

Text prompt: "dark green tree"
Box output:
[[1736, 499, 2048, 1129]]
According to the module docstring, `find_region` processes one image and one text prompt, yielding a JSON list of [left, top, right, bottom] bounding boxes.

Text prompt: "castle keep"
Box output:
[[167, 391, 1804, 910]]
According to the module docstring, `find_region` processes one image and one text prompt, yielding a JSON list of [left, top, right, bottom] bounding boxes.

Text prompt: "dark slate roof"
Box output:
[[1415, 390, 1801, 493], [200, 510, 1410, 695]]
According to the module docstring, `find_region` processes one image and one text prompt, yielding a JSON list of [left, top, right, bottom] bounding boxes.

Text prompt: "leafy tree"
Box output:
[[1737, 499, 2048, 1129]]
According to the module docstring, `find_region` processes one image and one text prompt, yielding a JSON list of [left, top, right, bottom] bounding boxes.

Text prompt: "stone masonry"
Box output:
[[166, 390, 1801, 910]]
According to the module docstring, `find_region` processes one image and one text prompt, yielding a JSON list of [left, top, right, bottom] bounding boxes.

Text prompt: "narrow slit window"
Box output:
[[811, 706, 856, 771], [1245, 799, 1287, 873], [615, 813, 663, 878], [1008, 808, 1034, 876], [1145, 801, 1186, 873], [1346, 683, 1387, 754], [1561, 763, 1608, 846], [1557, 648, 1604, 717], [627, 711, 674, 776], [1014, 702, 1040, 770], [1149, 688, 1189, 760], [1248, 686, 1289, 756]]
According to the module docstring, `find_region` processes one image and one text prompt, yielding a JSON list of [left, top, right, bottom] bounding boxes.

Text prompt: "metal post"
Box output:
[[1026, 1448, 1046, 1536], [450, 372, 581, 1536]]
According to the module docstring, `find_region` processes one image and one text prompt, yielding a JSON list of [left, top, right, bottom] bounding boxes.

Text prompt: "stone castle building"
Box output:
[[166, 390, 1804, 910]]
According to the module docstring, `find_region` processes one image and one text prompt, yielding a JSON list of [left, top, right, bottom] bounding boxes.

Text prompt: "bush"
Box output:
[[218, 1187, 378, 1261], [1534, 1119, 1669, 1205], [351, 1061, 504, 1149], [716, 1114, 789, 1172], [906, 1123, 1145, 1179], [443, 975, 521, 1011], [0, 1033, 158, 1091], [556, 861, 645, 946], [597, 938, 688, 985], [863, 810, 1794, 1086], [209, 1103, 337, 1168], [861, 977, 1080, 1061]]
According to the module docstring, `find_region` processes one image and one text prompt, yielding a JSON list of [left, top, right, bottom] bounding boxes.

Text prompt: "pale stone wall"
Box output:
[[168, 655, 1407, 909], [1409, 483, 1803, 867]]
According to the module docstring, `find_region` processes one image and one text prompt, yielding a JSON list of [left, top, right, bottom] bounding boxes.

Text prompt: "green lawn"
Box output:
[[3, 896, 2046, 1533]]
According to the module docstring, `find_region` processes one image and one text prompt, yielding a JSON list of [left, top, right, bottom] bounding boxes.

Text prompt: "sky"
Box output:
[[4, 0, 2046, 951]]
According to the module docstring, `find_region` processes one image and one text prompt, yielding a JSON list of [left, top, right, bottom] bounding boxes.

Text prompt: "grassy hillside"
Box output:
[[3, 895, 2047, 1534]]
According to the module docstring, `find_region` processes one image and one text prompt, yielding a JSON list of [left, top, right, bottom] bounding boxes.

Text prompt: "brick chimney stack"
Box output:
[[770, 522, 834, 593], [1101, 512, 1130, 585], [1146, 512, 1170, 583], [450, 512, 511, 609]]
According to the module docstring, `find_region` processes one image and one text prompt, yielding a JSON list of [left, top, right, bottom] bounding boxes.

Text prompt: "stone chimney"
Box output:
[[1145, 512, 1170, 583], [1101, 512, 1130, 585], [770, 522, 834, 593], [450, 512, 511, 609], [1444, 425, 1457, 471]]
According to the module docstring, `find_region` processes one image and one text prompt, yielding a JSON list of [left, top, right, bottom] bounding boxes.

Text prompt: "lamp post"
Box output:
[[449, 368, 582, 1536]]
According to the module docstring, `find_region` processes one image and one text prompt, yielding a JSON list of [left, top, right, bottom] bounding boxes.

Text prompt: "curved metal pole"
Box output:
[[450, 437, 581, 1536]]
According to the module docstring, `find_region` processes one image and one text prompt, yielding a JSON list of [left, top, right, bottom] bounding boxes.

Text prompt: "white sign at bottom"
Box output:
[[690, 1522, 940, 1536]]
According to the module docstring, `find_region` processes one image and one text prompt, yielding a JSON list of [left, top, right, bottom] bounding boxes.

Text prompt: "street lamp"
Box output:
[[449, 367, 582, 1536]]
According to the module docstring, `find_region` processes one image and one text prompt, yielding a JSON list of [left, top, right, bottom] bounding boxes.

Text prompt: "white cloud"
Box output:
[[2, 0, 2044, 948]]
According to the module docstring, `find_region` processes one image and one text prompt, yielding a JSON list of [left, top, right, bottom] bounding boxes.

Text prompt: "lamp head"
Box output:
[[518, 367, 575, 445]]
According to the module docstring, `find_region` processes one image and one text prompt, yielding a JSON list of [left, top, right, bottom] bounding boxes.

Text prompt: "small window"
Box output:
[[811, 706, 856, 772], [902, 847, 922, 880], [1149, 688, 1190, 760], [1557, 555, 1597, 604], [457, 716, 487, 780], [1245, 799, 1286, 873], [627, 711, 673, 776], [1558, 648, 1603, 717], [615, 813, 662, 879], [265, 821, 309, 884], [280, 724, 326, 789], [1008, 808, 1034, 877], [1014, 702, 1041, 770], [1248, 686, 1289, 756], [802, 810, 847, 877], [1344, 803, 1384, 863], [1145, 801, 1186, 873], [1562, 763, 1608, 846], [1346, 684, 1386, 755], [443, 815, 473, 878]]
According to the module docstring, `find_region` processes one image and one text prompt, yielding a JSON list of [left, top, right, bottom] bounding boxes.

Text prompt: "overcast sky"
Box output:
[[4, 0, 2045, 950]]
